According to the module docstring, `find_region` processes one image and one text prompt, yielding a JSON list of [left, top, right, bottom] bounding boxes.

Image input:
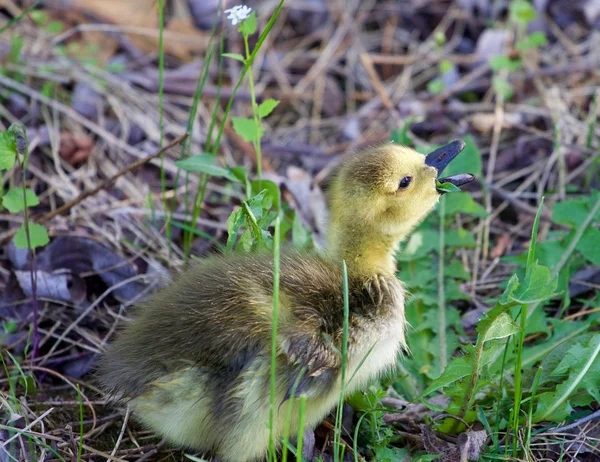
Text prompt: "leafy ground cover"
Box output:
[[1, 1, 599, 461]]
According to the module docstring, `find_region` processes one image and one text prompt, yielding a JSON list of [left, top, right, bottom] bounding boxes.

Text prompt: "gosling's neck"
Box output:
[[327, 221, 413, 278]]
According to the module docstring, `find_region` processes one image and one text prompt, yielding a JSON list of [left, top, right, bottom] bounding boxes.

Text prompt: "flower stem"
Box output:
[[243, 33, 262, 187]]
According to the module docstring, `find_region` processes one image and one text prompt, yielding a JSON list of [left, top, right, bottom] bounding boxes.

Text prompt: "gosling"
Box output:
[[98, 140, 474, 462]]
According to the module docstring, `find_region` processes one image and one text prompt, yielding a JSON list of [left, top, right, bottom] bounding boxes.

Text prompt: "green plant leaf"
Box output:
[[390, 117, 420, 145], [481, 313, 520, 342], [174, 154, 240, 182], [427, 78, 444, 94], [239, 11, 257, 35], [258, 99, 280, 118], [0, 130, 17, 170], [46, 20, 64, 34], [443, 192, 487, 217], [439, 59, 453, 74], [575, 227, 600, 266], [14, 223, 49, 249], [222, 52, 245, 62], [226, 190, 274, 253], [516, 31, 547, 51], [30, 10, 48, 24], [232, 116, 262, 142], [226, 208, 245, 253], [509, 0, 537, 26], [490, 55, 522, 72], [552, 198, 594, 227], [435, 180, 461, 193], [499, 274, 520, 305], [292, 213, 312, 248], [420, 346, 497, 397], [534, 334, 600, 422], [396, 229, 438, 261], [510, 263, 557, 304], [492, 76, 514, 99], [2, 188, 39, 213], [445, 227, 476, 248]]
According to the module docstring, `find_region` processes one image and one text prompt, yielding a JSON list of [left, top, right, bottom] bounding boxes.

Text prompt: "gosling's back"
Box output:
[[98, 250, 406, 461]]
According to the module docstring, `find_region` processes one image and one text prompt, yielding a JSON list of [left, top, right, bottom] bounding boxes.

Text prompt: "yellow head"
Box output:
[[327, 141, 474, 276]]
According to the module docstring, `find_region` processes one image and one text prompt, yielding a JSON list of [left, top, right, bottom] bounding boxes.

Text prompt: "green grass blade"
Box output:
[[0, 1, 41, 34], [526, 367, 543, 455], [296, 395, 307, 462], [333, 260, 350, 462], [76, 384, 84, 461], [269, 214, 282, 461], [438, 195, 447, 370], [512, 197, 544, 456], [156, 0, 169, 246]]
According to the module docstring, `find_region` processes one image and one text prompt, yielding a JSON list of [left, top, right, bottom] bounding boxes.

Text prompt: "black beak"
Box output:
[[425, 140, 475, 193]]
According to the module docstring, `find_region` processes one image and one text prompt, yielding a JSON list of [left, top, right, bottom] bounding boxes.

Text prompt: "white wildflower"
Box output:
[[225, 5, 252, 26]]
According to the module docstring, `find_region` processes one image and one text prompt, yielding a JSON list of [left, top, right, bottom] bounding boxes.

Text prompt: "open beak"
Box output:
[[425, 140, 476, 193]]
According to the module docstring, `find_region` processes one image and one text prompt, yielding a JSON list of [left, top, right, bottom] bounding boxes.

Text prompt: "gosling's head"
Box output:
[[328, 140, 475, 273]]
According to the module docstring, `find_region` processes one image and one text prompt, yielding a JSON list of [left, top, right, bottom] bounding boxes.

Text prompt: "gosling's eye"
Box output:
[[398, 176, 412, 190]]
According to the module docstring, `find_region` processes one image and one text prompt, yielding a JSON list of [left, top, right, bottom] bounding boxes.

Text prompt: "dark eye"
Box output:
[[398, 176, 412, 190]]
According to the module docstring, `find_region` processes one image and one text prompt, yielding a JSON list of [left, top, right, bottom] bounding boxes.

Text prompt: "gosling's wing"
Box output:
[[275, 252, 350, 398]]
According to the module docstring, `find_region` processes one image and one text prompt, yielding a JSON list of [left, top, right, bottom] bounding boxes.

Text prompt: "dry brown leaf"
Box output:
[[64, 0, 209, 61], [470, 112, 523, 133], [490, 233, 511, 259], [59, 132, 94, 165], [458, 430, 487, 462]]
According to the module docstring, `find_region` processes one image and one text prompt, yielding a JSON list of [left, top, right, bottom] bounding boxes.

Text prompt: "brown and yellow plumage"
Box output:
[[98, 141, 474, 461]]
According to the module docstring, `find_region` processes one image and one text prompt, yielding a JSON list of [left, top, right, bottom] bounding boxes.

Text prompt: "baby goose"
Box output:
[[98, 141, 474, 462]]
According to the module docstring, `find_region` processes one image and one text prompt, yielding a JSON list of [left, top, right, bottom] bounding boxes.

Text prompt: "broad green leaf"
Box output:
[[292, 213, 312, 248], [14, 223, 49, 249], [445, 227, 476, 248], [227, 190, 274, 253], [552, 199, 589, 227], [2, 188, 39, 213], [251, 179, 280, 211], [481, 312, 520, 342], [229, 166, 248, 184], [0, 130, 17, 170], [534, 334, 600, 422], [499, 274, 520, 305], [509, 0, 537, 25], [510, 263, 557, 304], [222, 52, 245, 62], [232, 116, 262, 142], [258, 99, 280, 118], [420, 346, 497, 397], [396, 229, 438, 261], [420, 354, 474, 396], [239, 11, 257, 35], [435, 180, 461, 193], [375, 446, 410, 462], [576, 227, 600, 266], [443, 192, 487, 217], [175, 154, 240, 182], [226, 208, 245, 253], [489, 55, 522, 72]]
